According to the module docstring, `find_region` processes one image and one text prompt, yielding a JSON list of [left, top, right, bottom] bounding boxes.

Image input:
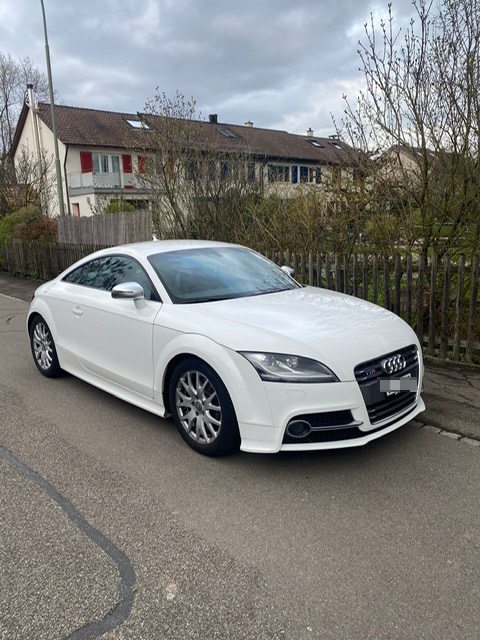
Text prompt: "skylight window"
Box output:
[[329, 141, 343, 150], [219, 128, 236, 138], [309, 140, 325, 148], [126, 119, 150, 129]]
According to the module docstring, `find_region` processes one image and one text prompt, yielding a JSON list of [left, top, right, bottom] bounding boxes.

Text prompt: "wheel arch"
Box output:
[[155, 334, 273, 427], [162, 352, 201, 415]]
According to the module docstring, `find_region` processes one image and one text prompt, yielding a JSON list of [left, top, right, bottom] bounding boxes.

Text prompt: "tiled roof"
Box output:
[[14, 102, 359, 166]]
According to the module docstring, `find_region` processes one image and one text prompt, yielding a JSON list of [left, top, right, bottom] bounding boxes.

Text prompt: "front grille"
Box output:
[[354, 344, 419, 425]]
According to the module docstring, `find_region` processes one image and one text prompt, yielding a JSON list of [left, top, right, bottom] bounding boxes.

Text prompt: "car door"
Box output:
[[66, 254, 161, 398]]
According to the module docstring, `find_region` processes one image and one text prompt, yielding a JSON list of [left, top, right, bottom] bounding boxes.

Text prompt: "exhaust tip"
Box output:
[[286, 419, 311, 439]]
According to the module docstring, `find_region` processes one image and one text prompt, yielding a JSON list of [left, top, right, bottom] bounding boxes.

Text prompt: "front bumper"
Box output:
[[238, 371, 425, 454]]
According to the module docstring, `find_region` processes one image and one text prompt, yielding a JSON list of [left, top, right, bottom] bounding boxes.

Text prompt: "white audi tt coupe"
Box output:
[[27, 240, 425, 455]]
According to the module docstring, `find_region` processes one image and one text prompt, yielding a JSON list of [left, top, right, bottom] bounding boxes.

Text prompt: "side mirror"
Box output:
[[281, 265, 295, 278], [111, 282, 144, 300]]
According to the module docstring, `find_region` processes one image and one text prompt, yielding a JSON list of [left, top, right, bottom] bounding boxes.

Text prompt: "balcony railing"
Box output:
[[68, 171, 122, 189]]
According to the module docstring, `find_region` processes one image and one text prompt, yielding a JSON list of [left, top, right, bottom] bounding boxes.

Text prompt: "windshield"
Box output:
[[147, 247, 299, 304]]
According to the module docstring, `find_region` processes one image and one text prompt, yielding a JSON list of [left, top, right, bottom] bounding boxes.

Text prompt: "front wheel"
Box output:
[[169, 358, 240, 456], [29, 316, 63, 378]]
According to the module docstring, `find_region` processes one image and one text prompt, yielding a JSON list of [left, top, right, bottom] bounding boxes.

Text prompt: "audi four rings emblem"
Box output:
[[381, 354, 407, 375]]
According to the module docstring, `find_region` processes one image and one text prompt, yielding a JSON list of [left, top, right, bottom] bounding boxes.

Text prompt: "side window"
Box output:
[[63, 256, 159, 301], [92, 256, 158, 301], [63, 258, 102, 287]]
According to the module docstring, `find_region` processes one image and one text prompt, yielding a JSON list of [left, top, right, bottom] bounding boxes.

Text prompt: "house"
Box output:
[[10, 97, 359, 217]]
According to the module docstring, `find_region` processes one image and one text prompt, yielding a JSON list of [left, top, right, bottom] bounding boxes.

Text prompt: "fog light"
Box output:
[[286, 419, 312, 438]]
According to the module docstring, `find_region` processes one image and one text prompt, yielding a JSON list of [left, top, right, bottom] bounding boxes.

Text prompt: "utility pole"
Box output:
[[40, 0, 65, 216]]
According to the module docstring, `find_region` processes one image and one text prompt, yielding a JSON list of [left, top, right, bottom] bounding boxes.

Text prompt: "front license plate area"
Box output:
[[379, 375, 417, 396]]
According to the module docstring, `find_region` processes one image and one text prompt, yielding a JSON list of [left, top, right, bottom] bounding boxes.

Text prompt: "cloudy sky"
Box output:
[[1, 0, 416, 136]]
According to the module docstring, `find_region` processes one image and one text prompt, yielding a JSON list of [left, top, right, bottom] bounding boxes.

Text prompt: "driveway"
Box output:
[[0, 290, 479, 639]]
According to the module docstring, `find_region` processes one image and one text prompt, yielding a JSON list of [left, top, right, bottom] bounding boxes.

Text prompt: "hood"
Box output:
[[159, 286, 419, 381]]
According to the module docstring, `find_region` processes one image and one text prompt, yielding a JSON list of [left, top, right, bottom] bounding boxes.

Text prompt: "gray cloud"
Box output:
[[1, 0, 416, 135]]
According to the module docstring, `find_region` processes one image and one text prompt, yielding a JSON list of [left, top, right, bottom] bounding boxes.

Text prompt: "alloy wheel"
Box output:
[[32, 322, 53, 371], [175, 370, 222, 444]]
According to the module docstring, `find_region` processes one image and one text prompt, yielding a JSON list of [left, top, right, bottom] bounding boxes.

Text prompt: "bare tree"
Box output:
[[134, 90, 260, 239], [0, 53, 50, 156], [0, 147, 54, 214], [339, 0, 480, 255]]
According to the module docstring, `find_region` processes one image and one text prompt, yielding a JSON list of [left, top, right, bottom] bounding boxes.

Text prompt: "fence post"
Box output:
[[452, 255, 465, 362], [353, 254, 358, 297], [334, 254, 340, 291], [394, 254, 401, 316], [362, 253, 368, 300], [428, 253, 438, 356], [416, 253, 426, 347], [405, 253, 412, 325], [373, 255, 378, 304], [308, 251, 313, 286], [440, 255, 451, 360], [383, 256, 390, 310], [466, 255, 479, 363]]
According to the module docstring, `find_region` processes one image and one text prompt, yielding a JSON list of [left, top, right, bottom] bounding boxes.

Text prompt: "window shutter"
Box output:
[[138, 155, 146, 174], [122, 154, 132, 173], [80, 151, 93, 173]]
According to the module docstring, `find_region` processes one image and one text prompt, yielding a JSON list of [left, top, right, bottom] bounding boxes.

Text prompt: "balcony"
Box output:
[[68, 171, 122, 190]]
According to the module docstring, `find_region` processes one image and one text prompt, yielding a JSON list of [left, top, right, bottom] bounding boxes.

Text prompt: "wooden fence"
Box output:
[[1, 240, 479, 364], [57, 210, 152, 244], [1, 241, 109, 282]]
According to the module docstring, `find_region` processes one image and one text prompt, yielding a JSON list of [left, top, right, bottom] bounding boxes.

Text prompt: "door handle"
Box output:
[[72, 306, 83, 317]]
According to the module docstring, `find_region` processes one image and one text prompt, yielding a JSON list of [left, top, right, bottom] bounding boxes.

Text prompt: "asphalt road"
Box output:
[[1, 291, 479, 640]]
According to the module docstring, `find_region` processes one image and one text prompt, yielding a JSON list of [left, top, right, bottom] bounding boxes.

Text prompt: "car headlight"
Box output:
[[240, 352, 338, 383]]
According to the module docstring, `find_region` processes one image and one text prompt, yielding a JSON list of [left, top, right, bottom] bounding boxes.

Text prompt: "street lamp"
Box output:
[[40, 0, 65, 217]]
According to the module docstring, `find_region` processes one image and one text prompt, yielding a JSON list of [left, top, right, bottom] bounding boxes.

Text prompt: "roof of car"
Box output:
[[102, 239, 238, 258]]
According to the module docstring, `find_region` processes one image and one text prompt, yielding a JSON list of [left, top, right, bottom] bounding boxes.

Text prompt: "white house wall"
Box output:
[[14, 110, 68, 218]]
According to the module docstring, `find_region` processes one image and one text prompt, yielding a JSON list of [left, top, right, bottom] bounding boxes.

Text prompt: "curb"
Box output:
[[411, 420, 480, 447]]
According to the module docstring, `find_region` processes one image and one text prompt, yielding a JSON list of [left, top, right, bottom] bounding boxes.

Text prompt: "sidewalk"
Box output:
[[2, 270, 479, 441]]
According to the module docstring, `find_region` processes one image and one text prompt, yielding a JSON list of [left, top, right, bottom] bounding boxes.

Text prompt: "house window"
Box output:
[[300, 166, 309, 183], [309, 140, 325, 148], [291, 166, 298, 184], [220, 162, 230, 180], [93, 154, 109, 174], [309, 167, 322, 184], [126, 119, 150, 129], [72, 203, 80, 217], [268, 165, 290, 182], [247, 162, 256, 182], [111, 156, 120, 174], [219, 128, 236, 138]]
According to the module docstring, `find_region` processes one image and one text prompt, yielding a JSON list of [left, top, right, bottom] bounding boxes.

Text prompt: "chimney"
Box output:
[[245, 120, 253, 128], [209, 114, 218, 123], [26, 83, 42, 169], [307, 127, 314, 137]]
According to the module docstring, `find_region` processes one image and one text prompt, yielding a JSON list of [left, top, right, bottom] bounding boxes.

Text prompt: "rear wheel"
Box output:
[[29, 316, 62, 378], [169, 357, 240, 456]]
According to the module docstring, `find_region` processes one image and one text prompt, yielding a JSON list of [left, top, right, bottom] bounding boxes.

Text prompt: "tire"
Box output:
[[169, 357, 240, 456], [29, 316, 63, 378]]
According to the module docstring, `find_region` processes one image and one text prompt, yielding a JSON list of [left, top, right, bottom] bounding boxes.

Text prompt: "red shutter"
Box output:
[[80, 151, 93, 173], [122, 154, 132, 173], [138, 155, 146, 174]]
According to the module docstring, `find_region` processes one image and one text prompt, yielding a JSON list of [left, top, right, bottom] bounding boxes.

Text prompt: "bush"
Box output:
[[0, 206, 57, 244], [103, 199, 136, 214]]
